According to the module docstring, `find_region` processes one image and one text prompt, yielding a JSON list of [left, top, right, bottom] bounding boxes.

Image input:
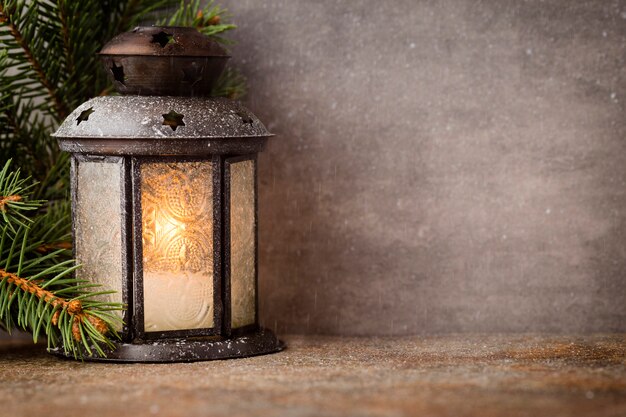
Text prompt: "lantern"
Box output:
[[51, 27, 282, 362]]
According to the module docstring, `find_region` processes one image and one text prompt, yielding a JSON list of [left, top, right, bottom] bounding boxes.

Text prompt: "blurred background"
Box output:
[[217, 0, 626, 335], [5, 0, 623, 341]]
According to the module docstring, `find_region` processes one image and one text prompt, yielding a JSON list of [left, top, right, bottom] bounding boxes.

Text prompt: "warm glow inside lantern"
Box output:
[[51, 27, 282, 362]]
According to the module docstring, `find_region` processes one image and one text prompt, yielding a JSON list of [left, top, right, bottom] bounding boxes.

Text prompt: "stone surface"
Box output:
[[1, 335, 625, 417], [215, 0, 626, 335]]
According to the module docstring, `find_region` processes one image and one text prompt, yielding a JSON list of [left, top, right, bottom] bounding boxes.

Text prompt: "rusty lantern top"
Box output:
[[53, 26, 272, 156], [99, 26, 230, 96], [52, 96, 272, 156]]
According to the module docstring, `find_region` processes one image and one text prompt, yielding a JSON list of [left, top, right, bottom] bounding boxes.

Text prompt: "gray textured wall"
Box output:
[[219, 0, 626, 336]]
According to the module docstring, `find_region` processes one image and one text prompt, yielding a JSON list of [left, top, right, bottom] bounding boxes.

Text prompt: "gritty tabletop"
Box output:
[[0, 334, 625, 417]]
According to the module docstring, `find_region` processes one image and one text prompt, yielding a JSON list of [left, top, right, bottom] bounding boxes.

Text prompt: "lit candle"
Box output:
[[141, 162, 214, 332]]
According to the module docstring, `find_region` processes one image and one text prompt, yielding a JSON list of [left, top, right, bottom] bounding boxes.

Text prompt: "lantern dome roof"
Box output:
[[53, 96, 272, 156]]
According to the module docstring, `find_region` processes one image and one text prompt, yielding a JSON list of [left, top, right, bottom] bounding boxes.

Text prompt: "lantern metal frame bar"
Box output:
[[211, 153, 225, 337], [223, 155, 260, 338], [130, 155, 223, 340], [70, 154, 134, 341], [122, 155, 134, 342]]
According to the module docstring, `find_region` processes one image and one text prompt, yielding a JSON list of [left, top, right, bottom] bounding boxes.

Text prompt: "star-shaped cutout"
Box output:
[[162, 110, 185, 131], [236, 110, 253, 124], [76, 107, 95, 125], [111, 62, 125, 84], [151, 31, 174, 48], [182, 63, 203, 86]]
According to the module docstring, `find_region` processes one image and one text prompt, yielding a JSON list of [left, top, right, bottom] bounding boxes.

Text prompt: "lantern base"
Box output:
[[48, 329, 284, 363]]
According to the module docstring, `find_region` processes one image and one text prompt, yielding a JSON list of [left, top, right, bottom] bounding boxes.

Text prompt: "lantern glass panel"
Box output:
[[75, 159, 124, 327], [141, 161, 214, 332], [229, 159, 256, 329]]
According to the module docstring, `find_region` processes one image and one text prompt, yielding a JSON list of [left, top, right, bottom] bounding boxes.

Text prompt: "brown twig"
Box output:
[[0, 195, 21, 211], [36, 241, 73, 253], [57, 3, 75, 76], [97, 85, 114, 97], [0, 268, 109, 341], [0, 5, 69, 120]]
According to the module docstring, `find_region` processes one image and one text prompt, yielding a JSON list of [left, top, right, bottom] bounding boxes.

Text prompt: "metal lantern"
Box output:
[[51, 26, 283, 362]]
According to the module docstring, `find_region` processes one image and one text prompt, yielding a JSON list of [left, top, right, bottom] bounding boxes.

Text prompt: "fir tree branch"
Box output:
[[0, 268, 109, 341], [36, 242, 72, 254], [0, 93, 56, 180], [114, 0, 140, 35], [157, 0, 237, 42], [0, 159, 43, 231], [212, 67, 247, 99], [56, 3, 75, 76], [0, 195, 21, 209], [0, 222, 123, 358], [0, 4, 69, 119], [113, 0, 179, 38], [0, 160, 122, 357]]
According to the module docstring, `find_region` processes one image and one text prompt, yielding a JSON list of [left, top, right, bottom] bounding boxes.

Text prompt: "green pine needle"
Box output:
[[0, 159, 44, 232]]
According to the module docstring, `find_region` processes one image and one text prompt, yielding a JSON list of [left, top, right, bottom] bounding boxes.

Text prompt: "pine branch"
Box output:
[[0, 3, 69, 120], [0, 93, 57, 184], [114, 0, 179, 37], [158, 0, 237, 41], [0, 160, 122, 358], [56, 2, 75, 77], [115, 0, 140, 34], [0, 268, 110, 342], [0, 160, 43, 231], [212, 66, 247, 99], [36, 242, 72, 254]]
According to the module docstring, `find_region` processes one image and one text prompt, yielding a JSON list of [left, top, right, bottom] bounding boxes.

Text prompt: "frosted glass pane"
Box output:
[[230, 159, 256, 328], [75, 160, 124, 327], [141, 161, 214, 332]]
